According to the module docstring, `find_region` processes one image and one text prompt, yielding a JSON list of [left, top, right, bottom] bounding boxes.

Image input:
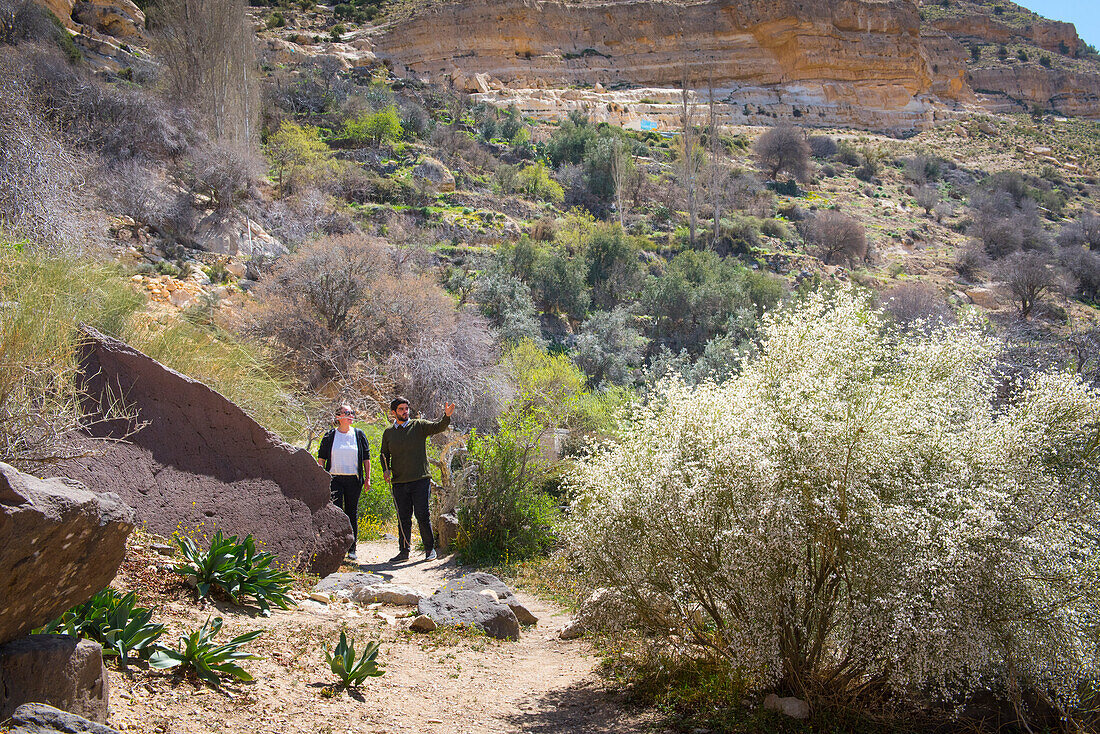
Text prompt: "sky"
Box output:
[[1018, 0, 1100, 49]]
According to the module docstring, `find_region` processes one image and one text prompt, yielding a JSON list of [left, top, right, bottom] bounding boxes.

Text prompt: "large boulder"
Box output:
[[443, 572, 537, 625], [418, 588, 520, 640], [0, 636, 108, 722], [0, 463, 134, 645], [412, 157, 455, 193], [50, 327, 353, 575], [8, 703, 120, 734], [71, 0, 148, 43]]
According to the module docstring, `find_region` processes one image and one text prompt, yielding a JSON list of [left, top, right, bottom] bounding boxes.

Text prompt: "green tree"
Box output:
[[517, 162, 565, 205], [343, 106, 403, 147], [265, 121, 336, 196]]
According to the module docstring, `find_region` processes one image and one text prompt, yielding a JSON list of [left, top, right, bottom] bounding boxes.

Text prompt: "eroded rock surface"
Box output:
[[444, 572, 538, 625], [50, 327, 353, 575], [0, 637, 108, 722], [8, 702, 120, 734], [0, 463, 133, 646], [418, 589, 520, 640]]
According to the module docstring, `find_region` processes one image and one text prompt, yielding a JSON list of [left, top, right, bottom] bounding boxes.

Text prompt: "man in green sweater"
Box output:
[[380, 396, 455, 563]]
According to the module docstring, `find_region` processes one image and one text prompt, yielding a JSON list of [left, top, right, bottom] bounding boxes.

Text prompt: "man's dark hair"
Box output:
[[390, 397, 409, 412]]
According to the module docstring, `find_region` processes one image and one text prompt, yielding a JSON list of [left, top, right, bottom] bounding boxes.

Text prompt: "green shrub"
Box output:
[[37, 589, 165, 668], [455, 417, 559, 564], [342, 106, 403, 147], [173, 531, 293, 615], [324, 631, 384, 686], [149, 616, 261, 687]]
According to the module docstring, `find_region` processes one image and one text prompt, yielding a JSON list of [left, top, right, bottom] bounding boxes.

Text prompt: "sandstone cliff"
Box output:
[[373, 0, 954, 133]]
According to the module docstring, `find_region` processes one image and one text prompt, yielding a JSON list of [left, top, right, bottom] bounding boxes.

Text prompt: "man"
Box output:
[[317, 404, 370, 562], [380, 397, 455, 563]]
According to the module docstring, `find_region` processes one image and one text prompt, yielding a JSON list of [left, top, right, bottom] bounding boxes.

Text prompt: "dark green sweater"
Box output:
[[379, 415, 450, 484]]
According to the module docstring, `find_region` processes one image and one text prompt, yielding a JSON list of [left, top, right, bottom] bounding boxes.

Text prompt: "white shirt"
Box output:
[[330, 428, 360, 476]]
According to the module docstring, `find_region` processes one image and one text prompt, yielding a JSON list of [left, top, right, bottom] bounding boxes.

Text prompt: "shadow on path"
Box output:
[[500, 679, 664, 734]]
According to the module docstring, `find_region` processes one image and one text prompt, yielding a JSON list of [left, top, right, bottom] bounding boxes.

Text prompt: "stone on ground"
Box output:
[[418, 588, 520, 640], [8, 702, 120, 734], [0, 636, 108, 722], [444, 572, 538, 625], [763, 693, 810, 720], [560, 587, 634, 639], [0, 462, 134, 645], [408, 614, 437, 632], [313, 572, 385, 595], [50, 327, 353, 575], [352, 584, 423, 606]]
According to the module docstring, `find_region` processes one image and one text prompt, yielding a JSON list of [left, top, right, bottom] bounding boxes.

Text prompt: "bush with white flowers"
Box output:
[[567, 290, 1100, 709]]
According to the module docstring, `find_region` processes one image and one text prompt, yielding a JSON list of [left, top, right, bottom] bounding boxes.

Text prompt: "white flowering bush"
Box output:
[[567, 290, 1100, 709]]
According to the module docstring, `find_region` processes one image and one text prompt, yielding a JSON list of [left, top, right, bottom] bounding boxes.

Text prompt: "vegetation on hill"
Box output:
[[2, 0, 1100, 728]]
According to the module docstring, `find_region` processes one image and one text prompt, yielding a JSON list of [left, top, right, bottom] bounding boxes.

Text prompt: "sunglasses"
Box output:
[[336, 410, 355, 417]]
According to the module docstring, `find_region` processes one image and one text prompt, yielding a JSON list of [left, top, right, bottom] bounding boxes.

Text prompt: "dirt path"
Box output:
[[107, 540, 661, 734]]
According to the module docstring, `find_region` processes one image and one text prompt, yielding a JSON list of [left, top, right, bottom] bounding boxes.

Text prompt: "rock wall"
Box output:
[[374, 0, 950, 133], [50, 327, 353, 576], [969, 64, 1100, 117]]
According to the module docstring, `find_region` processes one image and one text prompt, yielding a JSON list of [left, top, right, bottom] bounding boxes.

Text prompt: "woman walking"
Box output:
[[317, 404, 371, 562]]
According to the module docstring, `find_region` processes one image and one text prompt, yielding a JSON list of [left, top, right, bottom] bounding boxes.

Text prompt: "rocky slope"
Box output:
[[30, 0, 1100, 131]]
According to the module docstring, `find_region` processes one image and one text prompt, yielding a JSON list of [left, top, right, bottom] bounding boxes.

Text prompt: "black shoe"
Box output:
[[388, 552, 410, 563]]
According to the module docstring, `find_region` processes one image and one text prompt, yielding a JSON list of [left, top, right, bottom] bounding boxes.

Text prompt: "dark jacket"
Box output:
[[379, 415, 450, 484], [317, 427, 371, 484]]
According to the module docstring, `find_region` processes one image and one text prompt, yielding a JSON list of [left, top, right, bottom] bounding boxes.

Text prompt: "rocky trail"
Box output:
[[104, 540, 660, 734]]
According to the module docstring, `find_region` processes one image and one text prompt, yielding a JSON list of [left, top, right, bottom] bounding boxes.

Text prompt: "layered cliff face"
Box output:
[[374, 0, 954, 133], [38, 0, 149, 71]]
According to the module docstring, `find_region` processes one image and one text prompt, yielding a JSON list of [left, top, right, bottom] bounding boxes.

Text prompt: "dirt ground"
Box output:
[[106, 539, 662, 734]]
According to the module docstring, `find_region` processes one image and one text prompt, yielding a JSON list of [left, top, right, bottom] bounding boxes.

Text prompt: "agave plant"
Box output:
[[323, 631, 384, 687], [173, 530, 293, 615], [38, 589, 165, 668], [149, 616, 261, 687]]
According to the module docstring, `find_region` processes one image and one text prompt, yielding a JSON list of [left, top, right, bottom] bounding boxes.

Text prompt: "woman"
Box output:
[[317, 404, 370, 562]]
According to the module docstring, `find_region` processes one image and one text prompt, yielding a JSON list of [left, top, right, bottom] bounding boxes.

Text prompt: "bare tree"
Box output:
[[707, 80, 722, 249], [996, 251, 1060, 319], [609, 138, 630, 229], [754, 124, 810, 182], [154, 0, 259, 147], [914, 184, 940, 216], [679, 76, 699, 247], [882, 282, 955, 330], [800, 210, 867, 265]]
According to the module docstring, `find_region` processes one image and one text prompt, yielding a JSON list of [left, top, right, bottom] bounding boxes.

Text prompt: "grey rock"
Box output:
[[0, 636, 108, 722], [352, 584, 423, 606], [418, 589, 520, 640], [313, 572, 385, 595], [10, 703, 120, 733], [559, 587, 634, 639], [0, 463, 134, 646], [49, 327, 353, 575], [445, 573, 538, 625], [763, 693, 810, 720]]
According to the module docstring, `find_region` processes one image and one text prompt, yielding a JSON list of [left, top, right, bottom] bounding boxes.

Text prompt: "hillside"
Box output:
[[4, 0, 1100, 731]]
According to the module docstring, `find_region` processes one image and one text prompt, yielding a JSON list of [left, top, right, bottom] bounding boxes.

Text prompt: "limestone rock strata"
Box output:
[[929, 14, 1080, 56], [375, 0, 952, 132], [969, 64, 1100, 117]]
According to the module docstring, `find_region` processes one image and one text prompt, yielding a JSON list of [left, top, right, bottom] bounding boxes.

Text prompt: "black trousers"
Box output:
[[392, 477, 433, 554], [330, 474, 363, 543]]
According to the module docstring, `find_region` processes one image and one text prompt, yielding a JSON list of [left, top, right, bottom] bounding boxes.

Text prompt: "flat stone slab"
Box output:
[[50, 327, 353, 575], [313, 572, 385, 595], [9, 702, 120, 733]]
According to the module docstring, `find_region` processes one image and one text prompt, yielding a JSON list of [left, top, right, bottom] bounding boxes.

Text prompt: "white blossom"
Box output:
[[567, 289, 1100, 707]]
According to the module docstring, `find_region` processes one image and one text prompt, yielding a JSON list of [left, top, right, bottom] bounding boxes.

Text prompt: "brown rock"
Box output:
[[375, 0, 940, 133], [0, 463, 134, 646], [71, 0, 147, 43], [50, 327, 353, 575], [0, 636, 108, 722]]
